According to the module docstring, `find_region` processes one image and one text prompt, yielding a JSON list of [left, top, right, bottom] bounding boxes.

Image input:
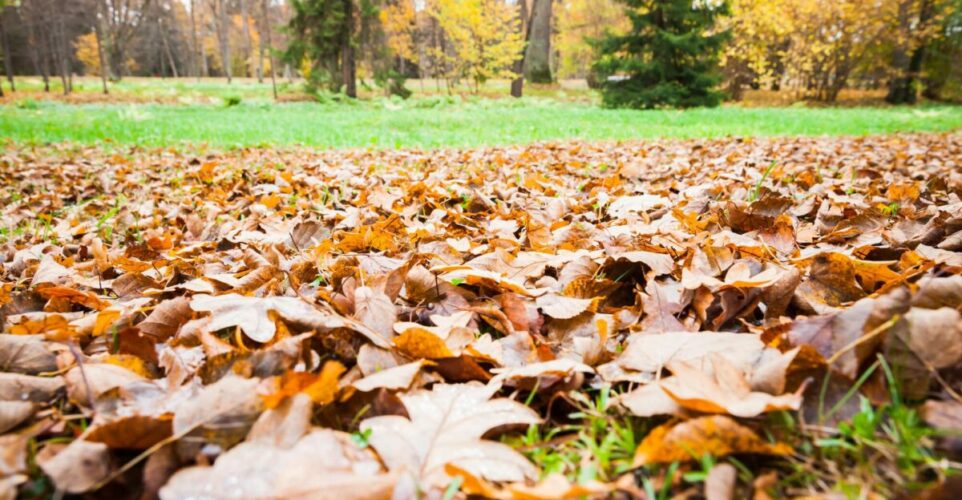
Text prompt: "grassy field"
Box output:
[[3, 99, 962, 149]]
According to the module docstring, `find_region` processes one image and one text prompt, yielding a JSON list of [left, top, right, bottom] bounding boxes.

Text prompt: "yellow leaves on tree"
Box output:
[[429, 0, 525, 92], [555, 0, 628, 79], [74, 32, 102, 76], [381, 0, 418, 64]]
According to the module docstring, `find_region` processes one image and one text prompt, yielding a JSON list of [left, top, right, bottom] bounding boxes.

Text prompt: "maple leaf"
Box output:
[[360, 381, 540, 489]]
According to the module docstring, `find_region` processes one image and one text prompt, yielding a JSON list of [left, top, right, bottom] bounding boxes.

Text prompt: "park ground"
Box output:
[[3, 77, 962, 148], [2, 78, 962, 499]]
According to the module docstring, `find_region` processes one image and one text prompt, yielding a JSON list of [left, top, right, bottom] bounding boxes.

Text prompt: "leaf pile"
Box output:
[[1, 133, 961, 498]]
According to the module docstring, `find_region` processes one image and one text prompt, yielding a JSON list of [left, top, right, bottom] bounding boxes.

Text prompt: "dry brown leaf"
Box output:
[[901, 307, 962, 369], [137, 297, 192, 340], [535, 293, 595, 320], [262, 360, 346, 408], [37, 439, 111, 494], [0, 373, 64, 402], [633, 415, 792, 466], [190, 293, 388, 346], [0, 402, 35, 434], [705, 462, 737, 500], [65, 363, 145, 406], [84, 415, 173, 450], [172, 375, 264, 452], [352, 360, 427, 392], [0, 335, 58, 374], [353, 286, 398, 342], [160, 429, 395, 500], [660, 355, 802, 417], [361, 381, 540, 489]]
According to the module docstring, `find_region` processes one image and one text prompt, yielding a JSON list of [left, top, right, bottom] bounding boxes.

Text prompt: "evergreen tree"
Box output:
[[594, 0, 729, 109], [285, 0, 356, 97]]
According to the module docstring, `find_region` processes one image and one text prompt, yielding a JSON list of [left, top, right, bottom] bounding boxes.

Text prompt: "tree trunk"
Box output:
[[510, 0, 530, 98], [158, 18, 179, 78], [94, 1, 109, 94], [886, 0, 933, 104], [240, 0, 257, 80], [49, 5, 70, 95], [0, 11, 14, 92], [190, 0, 199, 79], [341, 0, 356, 98], [261, 0, 276, 99], [524, 0, 553, 84], [214, 0, 232, 83]]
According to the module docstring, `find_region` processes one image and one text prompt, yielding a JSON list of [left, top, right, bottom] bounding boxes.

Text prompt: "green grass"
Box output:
[[2, 99, 962, 149]]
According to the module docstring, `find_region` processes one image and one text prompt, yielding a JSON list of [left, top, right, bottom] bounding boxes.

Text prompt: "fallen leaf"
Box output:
[[660, 355, 802, 417], [160, 429, 395, 500], [633, 416, 792, 466], [37, 439, 111, 494], [535, 293, 595, 320], [361, 381, 539, 489], [0, 401, 35, 434]]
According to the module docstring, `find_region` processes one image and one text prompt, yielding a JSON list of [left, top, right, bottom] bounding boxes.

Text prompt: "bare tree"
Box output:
[[209, 0, 231, 83], [0, 2, 15, 93], [189, 0, 200, 78], [95, 0, 110, 93], [21, 0, 52, 91], [260, 0, 276, 97], [101, 0, 153, 80], [241, 0, 258, 79]]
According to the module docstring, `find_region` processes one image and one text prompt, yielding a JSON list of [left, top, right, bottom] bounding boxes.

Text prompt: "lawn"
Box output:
[[3, 99, 962, 148]]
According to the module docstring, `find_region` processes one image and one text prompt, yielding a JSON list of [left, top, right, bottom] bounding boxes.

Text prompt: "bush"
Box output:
[[222, 95, 243, 107]]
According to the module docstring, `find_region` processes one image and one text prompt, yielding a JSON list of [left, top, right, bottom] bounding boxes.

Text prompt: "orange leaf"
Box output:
[[633, 416, 792, 466], [38, 286, 109, 311], [93, 309, 121, 337], [9, 315, 78, 340], [394, 328, 454, 359], [101, 353, 152, 378], [262, 360, 346, 409]]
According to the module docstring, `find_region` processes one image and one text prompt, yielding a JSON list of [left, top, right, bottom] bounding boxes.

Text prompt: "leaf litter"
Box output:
[[0, 133, 961, 498]]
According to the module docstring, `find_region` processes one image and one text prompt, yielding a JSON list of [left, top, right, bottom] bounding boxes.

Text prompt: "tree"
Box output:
[[259, 0, 277, 98], [524, 0, 553, 83], [885, 0, 945, 104], [781, 0, 892, 102], [285, 0, 356, 96], [921, 0, 962, 100], [555, 0, 628, 83], [429, 0, 525, 93], [209, 0, 231, 82], [100, 0, 153, 80], [509, 0, 528, 97], [718, 0, 792, 100], [594, 0, 729, 108], [0, 0, 14, 94]]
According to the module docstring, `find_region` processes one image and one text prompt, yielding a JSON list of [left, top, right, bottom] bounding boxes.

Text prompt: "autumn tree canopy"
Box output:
[[0, 0, 960, 103]]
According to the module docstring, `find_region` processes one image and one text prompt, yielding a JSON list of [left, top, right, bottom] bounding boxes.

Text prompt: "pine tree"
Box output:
[[285, 0, 356, 97], [594, 0, 729, 109]]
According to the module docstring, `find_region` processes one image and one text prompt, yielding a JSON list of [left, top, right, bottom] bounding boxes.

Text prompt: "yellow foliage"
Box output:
[[428, 0, 525, 92], [74, 32, 102, 76], [556, 0, 628, 79], [381, 0, 418, 63]]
